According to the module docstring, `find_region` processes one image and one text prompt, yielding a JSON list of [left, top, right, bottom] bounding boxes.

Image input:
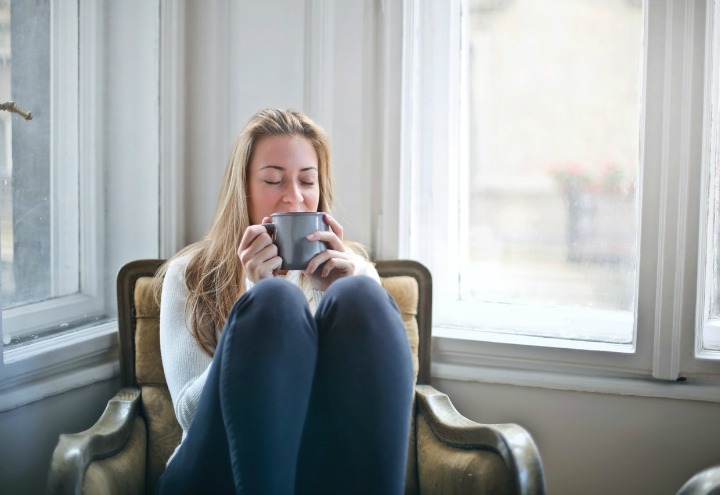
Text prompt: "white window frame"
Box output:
[[1, 0, 104, 343], [0, 0, 170, 413], [697, 0, 720, 358], [378, 0, 720, 402]]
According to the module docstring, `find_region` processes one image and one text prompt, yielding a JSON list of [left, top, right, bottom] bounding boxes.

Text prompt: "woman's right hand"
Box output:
[[237, 218, 282, 283]]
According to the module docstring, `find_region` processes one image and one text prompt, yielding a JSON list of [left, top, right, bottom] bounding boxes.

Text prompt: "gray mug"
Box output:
[[262, 212, 329, 270]]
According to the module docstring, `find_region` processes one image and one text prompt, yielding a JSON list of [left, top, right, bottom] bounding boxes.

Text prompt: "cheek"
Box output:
[[305, 188, 321, 209], [248, 185, 275, 222]]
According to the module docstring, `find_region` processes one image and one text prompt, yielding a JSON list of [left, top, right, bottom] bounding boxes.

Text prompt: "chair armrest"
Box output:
[[416, 385, 546, 495], [677, 466, 720, 495], [46, 388, 142, 495]]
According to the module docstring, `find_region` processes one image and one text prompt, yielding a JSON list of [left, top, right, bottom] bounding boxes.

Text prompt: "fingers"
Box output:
[[306, 230, 345, 251], [307, 214, 344, 251], [239, 224, 272, 252], [320, 257, 355, 278], [305, 249, 353, 277], [322, 213, 343, 241], [238, 225, 281, 282]]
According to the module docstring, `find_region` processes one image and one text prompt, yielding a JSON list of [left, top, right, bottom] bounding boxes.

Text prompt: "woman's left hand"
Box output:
[[305, 214, 356, 291]]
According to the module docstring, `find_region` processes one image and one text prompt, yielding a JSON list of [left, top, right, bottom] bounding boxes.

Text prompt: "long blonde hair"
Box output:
[[158, 109, 334, 356]]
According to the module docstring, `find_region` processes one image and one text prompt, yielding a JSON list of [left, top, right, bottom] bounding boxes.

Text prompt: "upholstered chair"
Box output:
[[47, 259, 546, 494]]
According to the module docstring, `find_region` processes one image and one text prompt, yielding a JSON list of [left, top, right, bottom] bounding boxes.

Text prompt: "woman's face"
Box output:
[[247, 134, 321, 225]]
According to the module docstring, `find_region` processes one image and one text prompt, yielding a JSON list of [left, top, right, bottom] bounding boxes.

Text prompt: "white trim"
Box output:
[[2, 293, 105, 337], [79, 0, 103, 302], [159, 0, 186, 258], [0, 322, 118, 412], [373, 0, 405, 259], [433, 358, 720, 404], [698, 0, 720, 356], [50, 0, 80, 297], [304, 0, 335, 132], [652, 0, 694, 381], [433, 328, 649, 379]]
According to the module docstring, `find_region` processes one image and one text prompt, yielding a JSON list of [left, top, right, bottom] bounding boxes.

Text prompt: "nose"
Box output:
[[282, 182, 304, 207]]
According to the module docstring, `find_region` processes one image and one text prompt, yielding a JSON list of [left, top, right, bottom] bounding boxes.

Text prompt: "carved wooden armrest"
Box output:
[[46, 388, 142, 494], [415, 384, 546, 495]]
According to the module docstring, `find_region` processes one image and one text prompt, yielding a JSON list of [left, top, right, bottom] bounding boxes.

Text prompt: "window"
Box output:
[[0, 0, 104, 346], [0, 0, 162, 411], [699, 0, 720, 355], [459, 0, 641, 345], [399, 0, 720, 386]]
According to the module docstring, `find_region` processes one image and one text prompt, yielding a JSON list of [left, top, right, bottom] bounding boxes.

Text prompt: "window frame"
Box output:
[[697, 0, 720, 358], [1, 0, 105, 344], [383, 0, 720, 399], [0, 0, 169, 413]]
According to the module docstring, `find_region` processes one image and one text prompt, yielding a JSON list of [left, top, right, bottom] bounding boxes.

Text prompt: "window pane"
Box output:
[[1, 0, 79, 311], [2, 0, 51, 308], [463, 0, 642, 341]]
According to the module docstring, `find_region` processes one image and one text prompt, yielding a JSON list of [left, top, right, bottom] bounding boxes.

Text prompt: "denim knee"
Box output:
[[318, 276, 400, 331], [326, 275, 394, 311], [225, 277, 309, 336]]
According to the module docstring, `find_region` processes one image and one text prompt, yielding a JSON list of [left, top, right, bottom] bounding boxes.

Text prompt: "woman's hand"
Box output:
[[305, 214, 356, 291], [237, 217, 282, 283]]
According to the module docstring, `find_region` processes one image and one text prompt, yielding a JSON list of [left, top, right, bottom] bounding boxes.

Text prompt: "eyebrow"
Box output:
[[259, 165, 318, 172]]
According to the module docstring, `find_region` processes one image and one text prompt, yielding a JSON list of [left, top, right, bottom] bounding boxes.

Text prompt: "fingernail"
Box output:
[[306, 234, 316, 241]]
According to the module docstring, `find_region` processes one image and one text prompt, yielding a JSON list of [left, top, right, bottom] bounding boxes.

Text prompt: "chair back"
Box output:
[[116, 258, 432, 492]]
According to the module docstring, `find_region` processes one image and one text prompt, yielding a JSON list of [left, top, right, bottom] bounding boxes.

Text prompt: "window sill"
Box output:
[[0, 322, 119, 412], [432, 331, 720, 404]]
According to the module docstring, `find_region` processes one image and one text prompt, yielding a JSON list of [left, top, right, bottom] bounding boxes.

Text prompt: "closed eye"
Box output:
[[264, 180, 282, 185]]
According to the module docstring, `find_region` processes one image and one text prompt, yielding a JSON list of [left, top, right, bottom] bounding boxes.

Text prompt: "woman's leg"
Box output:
[[296, 276, 415, 495], [157, 278, 318, 495]]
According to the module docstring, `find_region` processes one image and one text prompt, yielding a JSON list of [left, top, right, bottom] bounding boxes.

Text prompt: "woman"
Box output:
[[156, 108, 414, 494]]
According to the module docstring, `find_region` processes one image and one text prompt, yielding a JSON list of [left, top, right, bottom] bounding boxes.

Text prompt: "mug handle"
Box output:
[[261, 223, 276, 240]]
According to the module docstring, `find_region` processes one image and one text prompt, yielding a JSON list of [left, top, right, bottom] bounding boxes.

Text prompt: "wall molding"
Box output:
[[159, 0, 186, 258], [304, 0, 335, 131], [0, 323, 118, 412], [373, 0, 405, 259], [433, 360, 720, 404]]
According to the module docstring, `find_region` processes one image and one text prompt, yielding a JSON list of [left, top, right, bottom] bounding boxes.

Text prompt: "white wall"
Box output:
[[436, 378, 720, 495], [0, 379, 119, 494], [183, 0, 378, 251]]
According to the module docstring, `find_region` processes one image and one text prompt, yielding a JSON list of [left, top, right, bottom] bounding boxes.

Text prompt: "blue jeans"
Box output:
[[156, 275, 414, 495]]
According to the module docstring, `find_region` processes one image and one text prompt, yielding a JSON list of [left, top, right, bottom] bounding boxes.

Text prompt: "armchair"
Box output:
[[47, 259, 546, 494]]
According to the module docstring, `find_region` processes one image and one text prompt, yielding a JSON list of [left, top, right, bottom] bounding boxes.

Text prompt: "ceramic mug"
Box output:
[[262, 212, 329, 270]]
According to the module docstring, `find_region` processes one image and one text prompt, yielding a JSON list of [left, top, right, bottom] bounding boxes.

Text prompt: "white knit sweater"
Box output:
[[159, 251, 380, 463]]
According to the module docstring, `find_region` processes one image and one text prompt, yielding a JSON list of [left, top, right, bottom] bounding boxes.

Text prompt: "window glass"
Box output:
[[461, 0, 643, 342], [1, 0, 69, 310], [0, 0, 102, 346]]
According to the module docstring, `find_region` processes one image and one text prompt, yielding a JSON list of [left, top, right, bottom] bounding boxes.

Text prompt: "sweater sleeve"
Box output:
[[159, 255, 213, 433], [352, 252, 381, 283]]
